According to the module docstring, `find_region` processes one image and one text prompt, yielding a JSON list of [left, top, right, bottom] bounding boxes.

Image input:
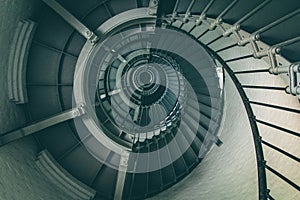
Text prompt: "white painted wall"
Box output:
[[150, 74, 258, 200], [0, 0, 37, 133], [151, 25, 300, 200], [0, 1, 72, 199], [0, 2, 299, 200]]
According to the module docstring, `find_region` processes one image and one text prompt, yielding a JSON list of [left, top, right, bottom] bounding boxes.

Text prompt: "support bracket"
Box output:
[[114, 151, 130, 200], [41, 0, 99, 45], [0, 105, 86, 146], [148, 0, 159, 16], [286, 63, 300, 99]]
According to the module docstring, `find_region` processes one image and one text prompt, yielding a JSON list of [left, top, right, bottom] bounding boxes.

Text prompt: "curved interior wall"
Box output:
[[0, 0, 299, 200], [0, 0, 73, 199]]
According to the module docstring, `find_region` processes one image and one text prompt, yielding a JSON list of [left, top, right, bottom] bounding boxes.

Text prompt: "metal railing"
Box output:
[[160, 0, 300, 199], [1, 0, 299, 199]]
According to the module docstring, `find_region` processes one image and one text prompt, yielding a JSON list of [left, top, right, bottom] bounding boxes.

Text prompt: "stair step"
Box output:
[[165, 134, 189, 177], [129, 173, 148, 198], [158, 138, 177, 187], [184, 105, 220, 130], [186, 97, 222, 120], [179, 119, 202, 155], [172, 128, 199, 169], [59, 144, 104, 186]]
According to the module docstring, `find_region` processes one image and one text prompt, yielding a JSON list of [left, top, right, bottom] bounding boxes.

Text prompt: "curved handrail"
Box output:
[[163, 22, 270, 199], [212, 51, 269, 200], [13, 0, 300, 199], [159, 0, 300, 195]]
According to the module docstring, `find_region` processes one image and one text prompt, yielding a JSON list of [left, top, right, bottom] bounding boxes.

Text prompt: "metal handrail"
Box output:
[[203, 25, 300, 200], [210, 50, 269, 200], [200, 21, 300, 200], [159, 0, 300, 196], [207, 35, 300, 199]]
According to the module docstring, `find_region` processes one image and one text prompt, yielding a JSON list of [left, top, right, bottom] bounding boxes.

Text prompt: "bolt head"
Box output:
[[73, 110, 80, 117]]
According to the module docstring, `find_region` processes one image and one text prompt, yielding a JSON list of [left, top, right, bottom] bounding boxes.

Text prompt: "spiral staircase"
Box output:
[[0, 0, 300, 200]]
